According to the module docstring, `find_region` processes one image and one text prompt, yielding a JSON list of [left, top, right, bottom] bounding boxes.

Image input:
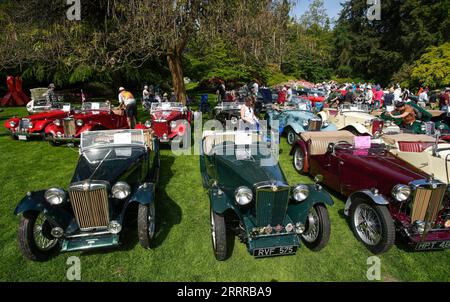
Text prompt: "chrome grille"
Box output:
[[308, 119, 322, 131], [411, 184, 447, 223], [63, 118, 77, 137], [19, 118, 30, 131], [68, 181, 110, 230], [254, 182, 290, 227]]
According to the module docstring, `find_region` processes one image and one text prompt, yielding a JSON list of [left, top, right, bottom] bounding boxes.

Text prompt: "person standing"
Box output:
[[373, 87, 384, 109], [252, 80, 259, 96], [286, 85, 293, 103], [216, 80, 226, 103], [418, 88, 429, 108], [277, 86, 287, 105], [365, 85, 374, 106], [118, 87, 137, 129], [46, 83, 57, 105], [393, 85, 402, 104], [384, 87, 395, 108]]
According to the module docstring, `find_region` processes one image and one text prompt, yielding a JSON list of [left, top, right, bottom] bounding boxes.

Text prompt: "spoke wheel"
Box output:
[[301, 204, 331, 251], [210, 208, 228, 261], [293, 146, 306, 174], [18, 211, 60, 261], [286, 128, 299, 145], [138, 202, 156, 249], [349, 198, 395, 254]]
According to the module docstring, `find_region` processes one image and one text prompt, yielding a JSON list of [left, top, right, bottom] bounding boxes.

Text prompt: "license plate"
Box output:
[[18, 135, 27, 141], [253, 245, 297, 258], [415, 240, 450, 251]]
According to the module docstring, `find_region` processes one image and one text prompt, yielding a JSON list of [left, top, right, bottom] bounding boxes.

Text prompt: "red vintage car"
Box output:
[[291, 131, 450, 254], [44, 101, 128, 145], [5, 103, 72, 141], [137, 102, 191, 143]]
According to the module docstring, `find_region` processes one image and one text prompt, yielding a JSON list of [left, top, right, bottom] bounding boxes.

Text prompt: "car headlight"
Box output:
[[170, 121, 177, 129], [28, 122, 33, 129], [144, 120, 152, 128], [293, 184, 309, 202], [391, 184, 411, 202], [235, 186, 253, 206], [231, 117, 238, 124], [9, 121, 16, 127], [44, 188, 66, 205], [112, 182, 131, 199], [76, 119, 83, 127], [364, 120, 372, 127], [54, 119, 61, 127], [302, 120, 309, 127]]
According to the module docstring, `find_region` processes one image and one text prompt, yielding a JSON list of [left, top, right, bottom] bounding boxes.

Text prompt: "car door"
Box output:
[[309, 152, 341, 192]]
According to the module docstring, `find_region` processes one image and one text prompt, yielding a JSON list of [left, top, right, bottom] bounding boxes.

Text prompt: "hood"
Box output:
[[340, 151, 429, 186], [70, 147, 146, 184], [215, 154, 286, 196], [27, 110, 69, 121], [342, 111, 374, 122], [151, 110, 182, 122]]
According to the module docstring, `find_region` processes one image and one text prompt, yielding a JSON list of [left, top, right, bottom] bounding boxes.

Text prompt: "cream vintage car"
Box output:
[[382, 133, 450, 183], [318, 104, 400, 136]]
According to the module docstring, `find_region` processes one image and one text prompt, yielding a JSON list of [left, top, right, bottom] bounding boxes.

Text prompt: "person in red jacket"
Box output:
[[277, 86, 287, 105]]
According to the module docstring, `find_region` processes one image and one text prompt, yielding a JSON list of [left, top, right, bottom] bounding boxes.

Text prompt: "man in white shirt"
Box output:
[[393, 85, 402, 104], [286, 85, 293, 103], [418, 89, 429, 108]]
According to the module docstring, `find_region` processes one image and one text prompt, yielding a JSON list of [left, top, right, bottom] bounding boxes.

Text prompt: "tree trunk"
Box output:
[[167, 50, 186, 105]]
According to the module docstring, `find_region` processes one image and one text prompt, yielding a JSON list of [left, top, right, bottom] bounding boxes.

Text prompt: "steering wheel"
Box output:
[[334, 140, 353, 150]]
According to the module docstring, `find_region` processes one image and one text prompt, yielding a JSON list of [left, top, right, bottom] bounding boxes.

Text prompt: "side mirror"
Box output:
[[314, 175, 324, 184]]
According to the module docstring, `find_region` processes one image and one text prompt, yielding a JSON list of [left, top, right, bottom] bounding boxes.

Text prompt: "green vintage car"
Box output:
[[14, 129, 160, 261], [200, 130, 333, 260], [380, 101, 449, 134]]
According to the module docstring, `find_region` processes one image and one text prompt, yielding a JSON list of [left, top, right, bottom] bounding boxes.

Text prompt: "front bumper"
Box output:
[[46, 135, 80, 143], [61, 232, 119, 252], [402, 228, 450, 250], [8, 129, 44, 139]]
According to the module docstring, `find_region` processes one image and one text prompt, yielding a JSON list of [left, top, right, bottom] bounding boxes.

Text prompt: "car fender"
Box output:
[[286, 122, 305, 134], [343, 190, 389, 216], [317, 111, 328, 122], [14, 190, 73, 228], [32, 119, 49, 132], [341, 123, 371, 135], [135, 123, 147, 130], [287, 184, 334, 223], [45, 123, 62, 136], [209, 188, 240, 217], [4, 117, 19, 130], [128, 183, 156, 205]]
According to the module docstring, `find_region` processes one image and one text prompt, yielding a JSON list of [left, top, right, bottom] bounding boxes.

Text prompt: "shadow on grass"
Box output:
[[81, 154, 182, 255]]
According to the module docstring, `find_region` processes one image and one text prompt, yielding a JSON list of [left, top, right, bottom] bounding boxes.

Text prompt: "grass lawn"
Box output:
[[0, 105, 449, 282]]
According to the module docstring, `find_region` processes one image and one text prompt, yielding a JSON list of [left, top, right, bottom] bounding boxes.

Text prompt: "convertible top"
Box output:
[[301, 130, 354, 155], [202, 131, 262, 155], [382, 133, 439, 145]]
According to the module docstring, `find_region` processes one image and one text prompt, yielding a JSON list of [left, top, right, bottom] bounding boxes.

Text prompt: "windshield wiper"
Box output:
[[88, 149, 113, 180]]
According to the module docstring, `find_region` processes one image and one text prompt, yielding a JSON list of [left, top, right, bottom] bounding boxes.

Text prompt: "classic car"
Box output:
[[200, 130, 333, 260], [213, 101, 244, 128], [5, 104, 72, 141], [297, 89, 327, 107], [318, 103, 400, 136], [44, 101, 128, 145], [381, 133, 450, 184], [380, 101, 449, 135], [14, 129, 160, 261], [291, 131, 450, 254], [266, 101, 337, 145], [138, 102, 191, 143]]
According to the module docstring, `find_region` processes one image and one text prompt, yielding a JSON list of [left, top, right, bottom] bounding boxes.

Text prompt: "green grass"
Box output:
[[0, 106, 449, 282]]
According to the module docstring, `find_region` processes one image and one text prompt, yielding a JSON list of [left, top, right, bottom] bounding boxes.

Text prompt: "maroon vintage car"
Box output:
[[4, 103, 72, 141], [291, 130, 450, 254], [137, 102, 191, 143], [44, 101, 128, 145]]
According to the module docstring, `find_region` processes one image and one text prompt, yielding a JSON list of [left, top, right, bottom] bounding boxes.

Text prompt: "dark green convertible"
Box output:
[[14, 130, 160, 261], [200, 131, 333, 260]]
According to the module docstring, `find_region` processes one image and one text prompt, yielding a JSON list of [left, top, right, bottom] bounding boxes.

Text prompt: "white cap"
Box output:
[[118, 87, 125, 92]]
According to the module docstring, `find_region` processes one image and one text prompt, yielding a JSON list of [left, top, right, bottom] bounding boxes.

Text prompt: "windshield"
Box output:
[[288, 97, 312, 111], [215, 102, 244, 110], [81, 101, 110, 111], [81, 129, 145, 151], [151, 102, 183, 112], [340, 103, 370, 112]]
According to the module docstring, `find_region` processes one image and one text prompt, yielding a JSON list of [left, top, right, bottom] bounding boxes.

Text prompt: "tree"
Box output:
[[410, 43, 450, 89]]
